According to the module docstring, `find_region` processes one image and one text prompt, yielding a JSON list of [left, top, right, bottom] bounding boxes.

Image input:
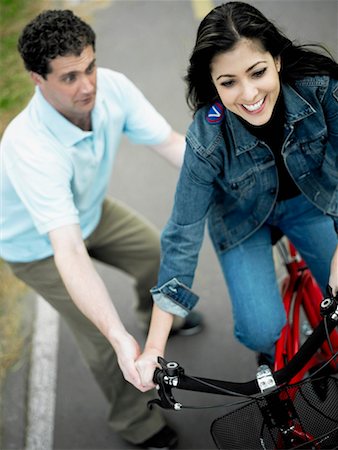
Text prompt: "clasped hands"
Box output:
[[112, 329, 161, 392]]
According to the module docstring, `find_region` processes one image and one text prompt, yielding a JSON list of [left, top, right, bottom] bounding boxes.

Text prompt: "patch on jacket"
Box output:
[[206, 102, 224, 124]]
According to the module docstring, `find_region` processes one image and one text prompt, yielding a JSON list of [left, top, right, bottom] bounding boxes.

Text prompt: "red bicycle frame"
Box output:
[[274, 240, 338, 383], [272, 240, 338, 448]]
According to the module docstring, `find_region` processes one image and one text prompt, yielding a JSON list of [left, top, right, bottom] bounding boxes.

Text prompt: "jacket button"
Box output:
[[270, 188, 276, 195]]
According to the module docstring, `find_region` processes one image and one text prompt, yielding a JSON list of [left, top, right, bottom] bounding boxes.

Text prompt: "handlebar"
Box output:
[[149, 294, 338, 410]]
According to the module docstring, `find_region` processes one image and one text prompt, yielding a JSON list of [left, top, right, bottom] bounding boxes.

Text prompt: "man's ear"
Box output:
[[30, 71, 44, 86]]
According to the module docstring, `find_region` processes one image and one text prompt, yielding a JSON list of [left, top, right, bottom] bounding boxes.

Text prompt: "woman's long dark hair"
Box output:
[[186, 1, 338, 112]]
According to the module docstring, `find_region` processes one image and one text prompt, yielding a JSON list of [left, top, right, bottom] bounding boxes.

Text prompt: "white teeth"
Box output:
[[242, 98, 264, 111]]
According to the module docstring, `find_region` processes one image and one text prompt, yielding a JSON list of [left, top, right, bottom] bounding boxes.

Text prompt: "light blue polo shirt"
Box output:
[[0, 68, 171, 262]]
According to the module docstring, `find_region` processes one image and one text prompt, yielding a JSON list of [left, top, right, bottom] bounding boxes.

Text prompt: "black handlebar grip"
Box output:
[[153, 368, 162, 384], [326, 284, 333, 298]]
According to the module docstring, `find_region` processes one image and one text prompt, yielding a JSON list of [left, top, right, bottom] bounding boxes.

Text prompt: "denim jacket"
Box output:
[[151, 76, 338, 316]]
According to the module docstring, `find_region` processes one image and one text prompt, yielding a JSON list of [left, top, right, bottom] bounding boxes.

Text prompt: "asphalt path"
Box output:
[[2, 1, 337, 449]]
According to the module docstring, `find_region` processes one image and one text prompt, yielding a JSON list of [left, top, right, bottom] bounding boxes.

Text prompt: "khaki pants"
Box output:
[[9, 198, 165, 444]]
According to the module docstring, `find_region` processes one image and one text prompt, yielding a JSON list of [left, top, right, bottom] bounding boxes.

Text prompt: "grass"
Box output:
[[0, 0, 45, 135], [0, 262, 26, 383], [0, 0, 46, 385]]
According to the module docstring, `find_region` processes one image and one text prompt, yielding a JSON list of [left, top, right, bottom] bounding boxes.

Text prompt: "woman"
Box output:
[[136, 1, 338, 389]]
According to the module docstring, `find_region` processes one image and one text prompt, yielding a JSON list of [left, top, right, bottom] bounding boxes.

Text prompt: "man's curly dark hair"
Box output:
[[18, 9, 96, 78]]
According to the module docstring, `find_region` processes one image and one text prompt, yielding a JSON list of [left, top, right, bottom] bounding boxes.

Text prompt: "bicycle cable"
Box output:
[[304, 351, 338, 380], [179, 397, 253, 410], [175, 333, 338, 411], [184, 374, 259, 399], [174, 374, 256, 410]]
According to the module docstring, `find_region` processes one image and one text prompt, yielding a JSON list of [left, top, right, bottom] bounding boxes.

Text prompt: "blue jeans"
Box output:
[[218, 194, 337, 359]]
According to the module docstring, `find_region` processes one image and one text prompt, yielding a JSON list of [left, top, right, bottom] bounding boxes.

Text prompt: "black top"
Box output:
[[239, 94, 300, 201]]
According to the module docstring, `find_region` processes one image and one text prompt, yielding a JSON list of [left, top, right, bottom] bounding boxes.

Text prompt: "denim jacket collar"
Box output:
[[226, 83, 316, 156]]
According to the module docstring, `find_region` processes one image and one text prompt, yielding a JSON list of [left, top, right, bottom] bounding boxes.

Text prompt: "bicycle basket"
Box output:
[[211, 376, 338, 449]]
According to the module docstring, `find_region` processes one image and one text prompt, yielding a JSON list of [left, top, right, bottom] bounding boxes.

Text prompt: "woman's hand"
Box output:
[[135, 304, 175, 391], [329, 245, 338, 296]]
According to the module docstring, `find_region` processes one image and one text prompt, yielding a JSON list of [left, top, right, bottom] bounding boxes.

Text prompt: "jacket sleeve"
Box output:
[[151, 139, 220, 316]]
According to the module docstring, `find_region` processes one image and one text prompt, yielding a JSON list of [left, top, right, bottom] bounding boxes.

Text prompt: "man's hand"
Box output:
[[111, 330, 151, 392], [135, 348, 161, 392]]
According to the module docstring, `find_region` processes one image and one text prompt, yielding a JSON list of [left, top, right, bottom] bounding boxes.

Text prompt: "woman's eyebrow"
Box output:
[[216, 60, 267, 80]]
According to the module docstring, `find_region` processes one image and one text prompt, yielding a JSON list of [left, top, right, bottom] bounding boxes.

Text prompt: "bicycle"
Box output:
[[149, 241, 338, 449]]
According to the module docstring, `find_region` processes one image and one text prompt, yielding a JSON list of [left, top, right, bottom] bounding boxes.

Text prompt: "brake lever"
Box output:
[[147, 357, 184, 410]]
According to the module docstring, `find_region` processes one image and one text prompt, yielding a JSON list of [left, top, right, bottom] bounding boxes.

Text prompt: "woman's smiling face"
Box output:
[[210, 38, 281, 126]]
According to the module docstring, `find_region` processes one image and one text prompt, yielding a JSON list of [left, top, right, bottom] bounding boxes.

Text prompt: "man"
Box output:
[[0, 9, 202, 449]]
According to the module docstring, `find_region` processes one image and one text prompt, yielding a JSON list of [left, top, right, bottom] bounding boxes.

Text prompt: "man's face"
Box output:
[[32, 45, 97, 128]]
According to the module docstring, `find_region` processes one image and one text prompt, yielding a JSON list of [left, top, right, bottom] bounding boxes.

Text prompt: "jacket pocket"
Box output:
[[301, 134, 327, 168], [219, 169, 256, 199]]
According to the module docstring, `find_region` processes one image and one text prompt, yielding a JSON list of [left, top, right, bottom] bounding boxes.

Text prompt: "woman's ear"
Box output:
[[275, 56, 281, 73]]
